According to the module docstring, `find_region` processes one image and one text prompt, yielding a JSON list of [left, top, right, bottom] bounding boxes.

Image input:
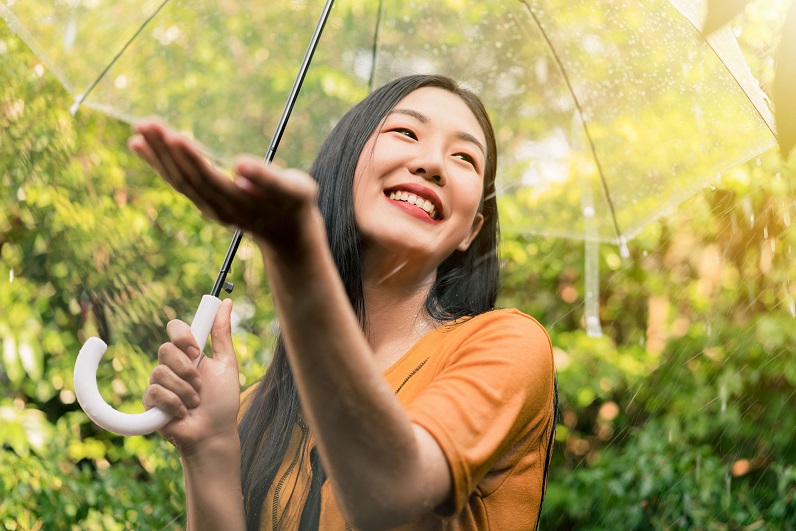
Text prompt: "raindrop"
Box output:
[[696, 454, 701, 481], [720, 384, 727, 414], [9, 270, 14, 283], [784, 284, 795, 317], [725, 470, 732, 507]]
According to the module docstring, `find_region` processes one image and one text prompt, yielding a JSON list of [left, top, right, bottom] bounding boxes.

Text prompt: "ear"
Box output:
[[456, 213, 485, 252]]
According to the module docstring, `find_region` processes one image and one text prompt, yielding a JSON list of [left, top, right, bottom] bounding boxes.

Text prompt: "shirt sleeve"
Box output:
[[405, 310, 555, 517]]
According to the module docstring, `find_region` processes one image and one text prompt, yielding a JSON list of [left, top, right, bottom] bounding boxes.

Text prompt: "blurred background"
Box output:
[[2, 0, 795, 528]]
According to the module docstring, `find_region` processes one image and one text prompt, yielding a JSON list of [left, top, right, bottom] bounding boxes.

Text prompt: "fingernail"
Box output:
[[187, 346, 200, 360]]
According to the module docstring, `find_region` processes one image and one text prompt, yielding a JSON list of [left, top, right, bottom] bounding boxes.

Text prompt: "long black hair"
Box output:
[[238, 74, 500, 530]]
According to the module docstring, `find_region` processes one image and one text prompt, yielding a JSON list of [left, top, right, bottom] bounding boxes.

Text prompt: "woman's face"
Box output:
[[353, 87, 487, 268]]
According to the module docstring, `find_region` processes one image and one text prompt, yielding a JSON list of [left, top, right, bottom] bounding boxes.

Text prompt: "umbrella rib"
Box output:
[[367, 0, 385, 92], [71, 0, 173, 113], [676, 14, 778, 141], [519, 0, 625, 249]]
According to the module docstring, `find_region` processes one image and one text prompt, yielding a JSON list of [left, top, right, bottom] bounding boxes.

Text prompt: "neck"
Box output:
[[360, 248, 439, 370]]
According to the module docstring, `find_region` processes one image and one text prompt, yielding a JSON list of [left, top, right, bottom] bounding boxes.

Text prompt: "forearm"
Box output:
[[256, 213, 427, 526], [181, 434, 246, 531]]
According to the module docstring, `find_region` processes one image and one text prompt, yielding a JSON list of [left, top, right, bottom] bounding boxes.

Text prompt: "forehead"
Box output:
[[390, 87, 487, 145]]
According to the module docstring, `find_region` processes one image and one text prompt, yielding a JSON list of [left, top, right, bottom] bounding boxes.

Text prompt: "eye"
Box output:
[[453, 152, 479, 170], [389, 127, 418, 140]]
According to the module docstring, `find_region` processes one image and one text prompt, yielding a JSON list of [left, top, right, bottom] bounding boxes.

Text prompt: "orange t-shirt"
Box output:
[[240, 308, 556, 530]]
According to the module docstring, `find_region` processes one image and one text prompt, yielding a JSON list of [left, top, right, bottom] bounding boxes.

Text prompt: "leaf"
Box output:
[[772, 1, 796, 158], [2, 334, 23, 386], [703, 0, 756, 35]]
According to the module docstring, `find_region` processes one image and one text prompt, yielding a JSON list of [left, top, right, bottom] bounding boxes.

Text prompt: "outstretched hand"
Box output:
[[129, 119, 319, 251]]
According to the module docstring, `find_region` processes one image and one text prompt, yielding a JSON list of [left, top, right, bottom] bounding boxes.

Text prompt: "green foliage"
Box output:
[[532, 157, 796, 528], [1, 21, 273, 528]]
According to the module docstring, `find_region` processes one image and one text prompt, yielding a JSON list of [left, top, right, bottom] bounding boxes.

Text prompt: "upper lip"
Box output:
[[384, 182, 444, 219]]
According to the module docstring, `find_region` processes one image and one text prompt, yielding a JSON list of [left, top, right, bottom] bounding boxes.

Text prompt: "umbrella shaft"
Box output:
[[210, 0, 336, 296], [266, 0, 336, 163]]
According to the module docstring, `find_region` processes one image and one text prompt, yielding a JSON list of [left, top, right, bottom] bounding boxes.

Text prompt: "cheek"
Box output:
[[457, 181, 485, 218]]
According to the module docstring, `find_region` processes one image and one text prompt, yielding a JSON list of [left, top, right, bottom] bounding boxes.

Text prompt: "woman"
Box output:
[[134, 74, 556, 531]]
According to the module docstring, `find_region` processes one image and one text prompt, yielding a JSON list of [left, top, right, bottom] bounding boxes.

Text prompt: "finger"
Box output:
[[234, 156, 318, 202], [136, 121, 186, 186], [210, 299, 237, 368], [134, 119, 211, 208], [157, 341, 203, 393], [139, 128, 241, 224], [149, 364, 201, 409], [134, 123, 225, 220], [128, 135, 163, 174], [165, 319, 202, 362], [168, 136, 252, 221], [142, 384, 189, 419]]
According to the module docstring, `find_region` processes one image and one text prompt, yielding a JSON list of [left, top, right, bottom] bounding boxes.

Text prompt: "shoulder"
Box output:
[[451, 307, 549, 339], [421, 308, 554, 396], [437, 308, 553, 364]]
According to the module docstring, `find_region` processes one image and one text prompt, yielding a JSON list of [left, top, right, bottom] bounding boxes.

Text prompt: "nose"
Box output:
[[410, 146, 446, 185], [412, 167, 444, 185]]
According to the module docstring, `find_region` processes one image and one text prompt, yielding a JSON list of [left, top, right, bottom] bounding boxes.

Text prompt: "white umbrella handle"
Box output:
[[73, 295, 223, 436]]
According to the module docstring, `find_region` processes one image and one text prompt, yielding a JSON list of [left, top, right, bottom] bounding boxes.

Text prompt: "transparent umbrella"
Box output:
[[0, 0, 778, 241], [0, 0, 779, 434]]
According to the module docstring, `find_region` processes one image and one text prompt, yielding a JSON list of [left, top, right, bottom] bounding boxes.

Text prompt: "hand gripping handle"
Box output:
[[73, 295, 223, 436]]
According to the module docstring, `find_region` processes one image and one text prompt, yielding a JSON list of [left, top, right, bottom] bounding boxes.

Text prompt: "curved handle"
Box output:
[[73, 295, 223, 436]]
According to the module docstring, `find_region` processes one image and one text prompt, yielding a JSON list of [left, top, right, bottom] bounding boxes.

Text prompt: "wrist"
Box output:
[[180, 430, 241, 466], [254, 207, 326, 260]]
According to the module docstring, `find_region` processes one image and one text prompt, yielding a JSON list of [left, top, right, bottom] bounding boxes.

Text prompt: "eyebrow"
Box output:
[[388, 108, 487, 157]]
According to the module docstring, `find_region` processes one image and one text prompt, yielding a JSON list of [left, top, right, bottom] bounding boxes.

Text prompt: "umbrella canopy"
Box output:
[[0, 0, 778, 247]]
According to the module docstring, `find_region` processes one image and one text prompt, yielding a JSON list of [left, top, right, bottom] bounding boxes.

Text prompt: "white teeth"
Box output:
[[388, 190, 439, 220]]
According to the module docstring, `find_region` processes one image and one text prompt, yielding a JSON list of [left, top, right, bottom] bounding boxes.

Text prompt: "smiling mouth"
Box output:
[[387, 190, 440, 220]]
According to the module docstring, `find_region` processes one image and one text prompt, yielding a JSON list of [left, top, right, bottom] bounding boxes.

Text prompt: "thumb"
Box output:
[[210, 299, 236, 367]]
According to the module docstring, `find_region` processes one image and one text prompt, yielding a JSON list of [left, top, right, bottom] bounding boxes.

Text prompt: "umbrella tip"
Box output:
[[70, 95, 84, 116], [618, 236, 630, 259]]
